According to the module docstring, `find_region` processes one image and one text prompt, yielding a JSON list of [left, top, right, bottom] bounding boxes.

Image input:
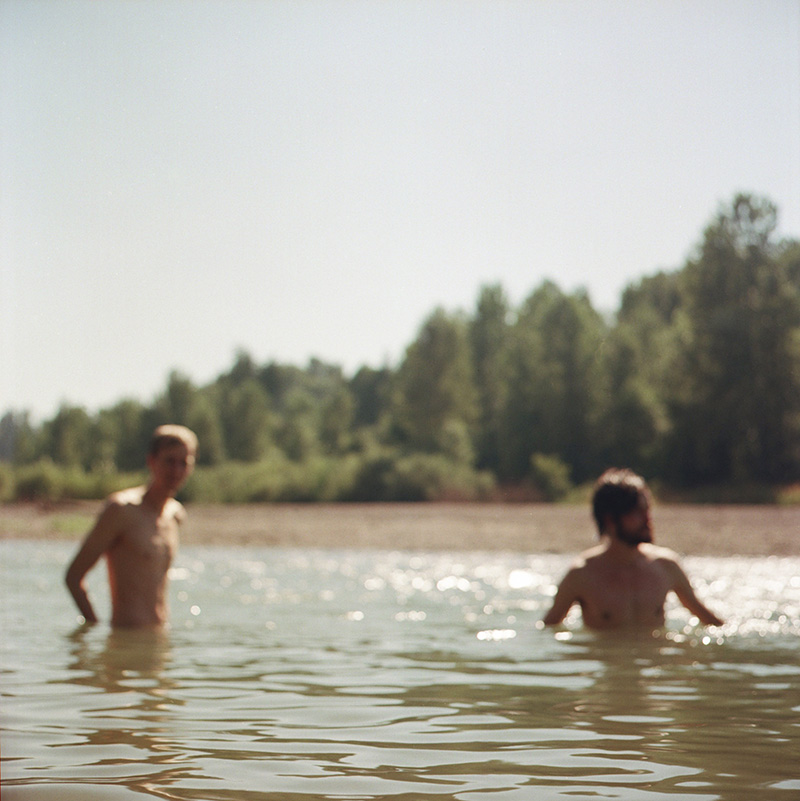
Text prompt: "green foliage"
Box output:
[[469, 284, 513, 473], [393, 308, 478, 453], [43, 405, 93, 469], [99, 400, 150, 471], [0, 461, 15, 502], [350, 366, 392, 427], [593, 324, 670, 474], [2, 193, 799, 502], [219, 378, 273, 461], [500, 283, 607, 482], [179, 451, 492, 503], [0, 411, 35, 462], [345, 451, 493, 502], [13, 459, 142, 502], [388, 454, 494, 501], [14, 459, 70, 501], [667, 194, 800, 485], [530, 453, 573, 501]]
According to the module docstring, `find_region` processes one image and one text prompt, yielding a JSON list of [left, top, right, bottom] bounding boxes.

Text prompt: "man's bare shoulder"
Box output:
[[573, 543, 609, 567], [553, 545, 606, 588], [87, 486, 144, 528], [107, 487, 186, 524], [165, 497, 187, 523], [106, 486, 148, 509], [99, 487, 151, 531], [639, 542, 681, 563]]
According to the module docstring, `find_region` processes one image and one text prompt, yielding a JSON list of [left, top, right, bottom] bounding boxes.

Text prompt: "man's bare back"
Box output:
[[543, 541, 719, 630], [66, 426, 196, 628], [542, 468, 723, 631]]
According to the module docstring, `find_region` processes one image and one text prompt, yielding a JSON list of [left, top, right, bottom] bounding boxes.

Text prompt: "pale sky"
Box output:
[[2, 0, 799, 421]]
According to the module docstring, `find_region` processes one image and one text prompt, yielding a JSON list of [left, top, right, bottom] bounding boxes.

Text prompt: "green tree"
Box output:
[[43, 405, 93, 468], [501, 282, 606, 482], [594, 326, 665, 474], [668, 194, 800, 484], [275, 388, 319, 461], [0, 411, 37, 464], [469, 284, 512, 473], [319, 387, 355, 454], [188, 392, 226, 466], [228, 349, 258, 386], [392, 308, 478, 456], [219, 379, 272, 462], [349, 366, 392, 428], [594, 272, 682, 473], [99, 399, 149, 471], [156, 371, 199, 426]]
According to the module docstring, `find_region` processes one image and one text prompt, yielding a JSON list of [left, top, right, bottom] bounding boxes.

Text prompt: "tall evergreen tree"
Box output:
[[668, 194, 800, 484]]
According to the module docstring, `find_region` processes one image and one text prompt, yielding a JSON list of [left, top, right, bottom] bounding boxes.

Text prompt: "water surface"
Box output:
[[2, 541, 799, 799]]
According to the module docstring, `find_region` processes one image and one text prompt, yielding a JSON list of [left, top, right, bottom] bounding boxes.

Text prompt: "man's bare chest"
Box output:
[[113, 509, 179, 566]]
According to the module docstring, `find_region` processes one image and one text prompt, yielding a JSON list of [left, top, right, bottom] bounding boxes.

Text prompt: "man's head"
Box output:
[[149, 425, 198, 458], [591, 468, 652, 546], [147, 425, 197, 495]]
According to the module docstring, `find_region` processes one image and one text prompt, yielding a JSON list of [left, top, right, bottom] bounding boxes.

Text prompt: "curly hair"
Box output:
[[591, 468, 650, 534]]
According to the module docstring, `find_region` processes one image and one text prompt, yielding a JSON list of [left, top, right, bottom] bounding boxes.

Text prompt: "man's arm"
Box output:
[[667, 559, 723, 626], [542, 567, 581, 626], [65, 502, 122, 624]]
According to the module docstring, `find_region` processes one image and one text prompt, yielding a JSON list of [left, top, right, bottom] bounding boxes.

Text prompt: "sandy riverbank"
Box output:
[[1, 501, 798, 557]]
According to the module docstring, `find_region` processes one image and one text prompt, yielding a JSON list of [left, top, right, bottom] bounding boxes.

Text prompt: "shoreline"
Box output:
[[1, 501, 798, 557]]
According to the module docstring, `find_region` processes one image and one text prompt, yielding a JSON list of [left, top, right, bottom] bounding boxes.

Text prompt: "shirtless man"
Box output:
[[542, 468, 723, 631], [65, 425, 197, 628]]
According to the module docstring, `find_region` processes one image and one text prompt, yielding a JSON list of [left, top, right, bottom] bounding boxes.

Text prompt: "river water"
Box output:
[[2, 540, 799, 799]]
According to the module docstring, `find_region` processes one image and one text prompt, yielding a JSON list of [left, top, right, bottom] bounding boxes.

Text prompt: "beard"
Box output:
[[616, 520, 653, 547]]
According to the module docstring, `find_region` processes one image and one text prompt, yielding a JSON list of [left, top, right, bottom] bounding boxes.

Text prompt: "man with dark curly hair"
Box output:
[[542, 467, 723, 630]]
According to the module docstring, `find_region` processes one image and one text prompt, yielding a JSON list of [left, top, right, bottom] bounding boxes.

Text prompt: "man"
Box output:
[[542, 468, 723, 630], [66, 425, 197, 628]]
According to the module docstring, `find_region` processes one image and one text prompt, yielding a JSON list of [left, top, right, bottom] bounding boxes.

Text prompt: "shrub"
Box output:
[[15, 459, 66, 501], [0, 462, 15, 502], [530, 453, 573, 501]]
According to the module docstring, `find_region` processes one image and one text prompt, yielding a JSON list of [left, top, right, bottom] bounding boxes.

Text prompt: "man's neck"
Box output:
[[142, 484, 173, 514], [602, 533, 643, 563]]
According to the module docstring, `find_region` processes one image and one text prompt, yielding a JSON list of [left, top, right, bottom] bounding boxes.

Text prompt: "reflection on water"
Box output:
[[58, 627, 191, 798], [2, 541, 800, 800]]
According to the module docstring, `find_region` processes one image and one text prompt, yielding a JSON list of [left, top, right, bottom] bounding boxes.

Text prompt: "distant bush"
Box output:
[[183, 460, 283, 504], [344, 451, 494, 502], [530, 453, 573, 501], [183, 451, 485, 503], [14, 459, 69, 501], [6, 455, 792, 505], [11, 460, 142, 502], [183, 454, 361, 503], [777, 484, 800, 505], [0, 462, 15, 502], [392, 453, 495, 501]]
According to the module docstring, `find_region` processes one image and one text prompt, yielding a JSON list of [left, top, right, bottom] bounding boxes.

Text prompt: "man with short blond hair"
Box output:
[[66, 425, 197, 628]]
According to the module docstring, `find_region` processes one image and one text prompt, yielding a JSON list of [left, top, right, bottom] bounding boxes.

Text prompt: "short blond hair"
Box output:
[[149, 425, 198, 457]]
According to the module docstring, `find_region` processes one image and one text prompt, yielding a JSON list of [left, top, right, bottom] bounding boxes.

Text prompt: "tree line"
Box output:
[[2, 193, 799, 503]]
